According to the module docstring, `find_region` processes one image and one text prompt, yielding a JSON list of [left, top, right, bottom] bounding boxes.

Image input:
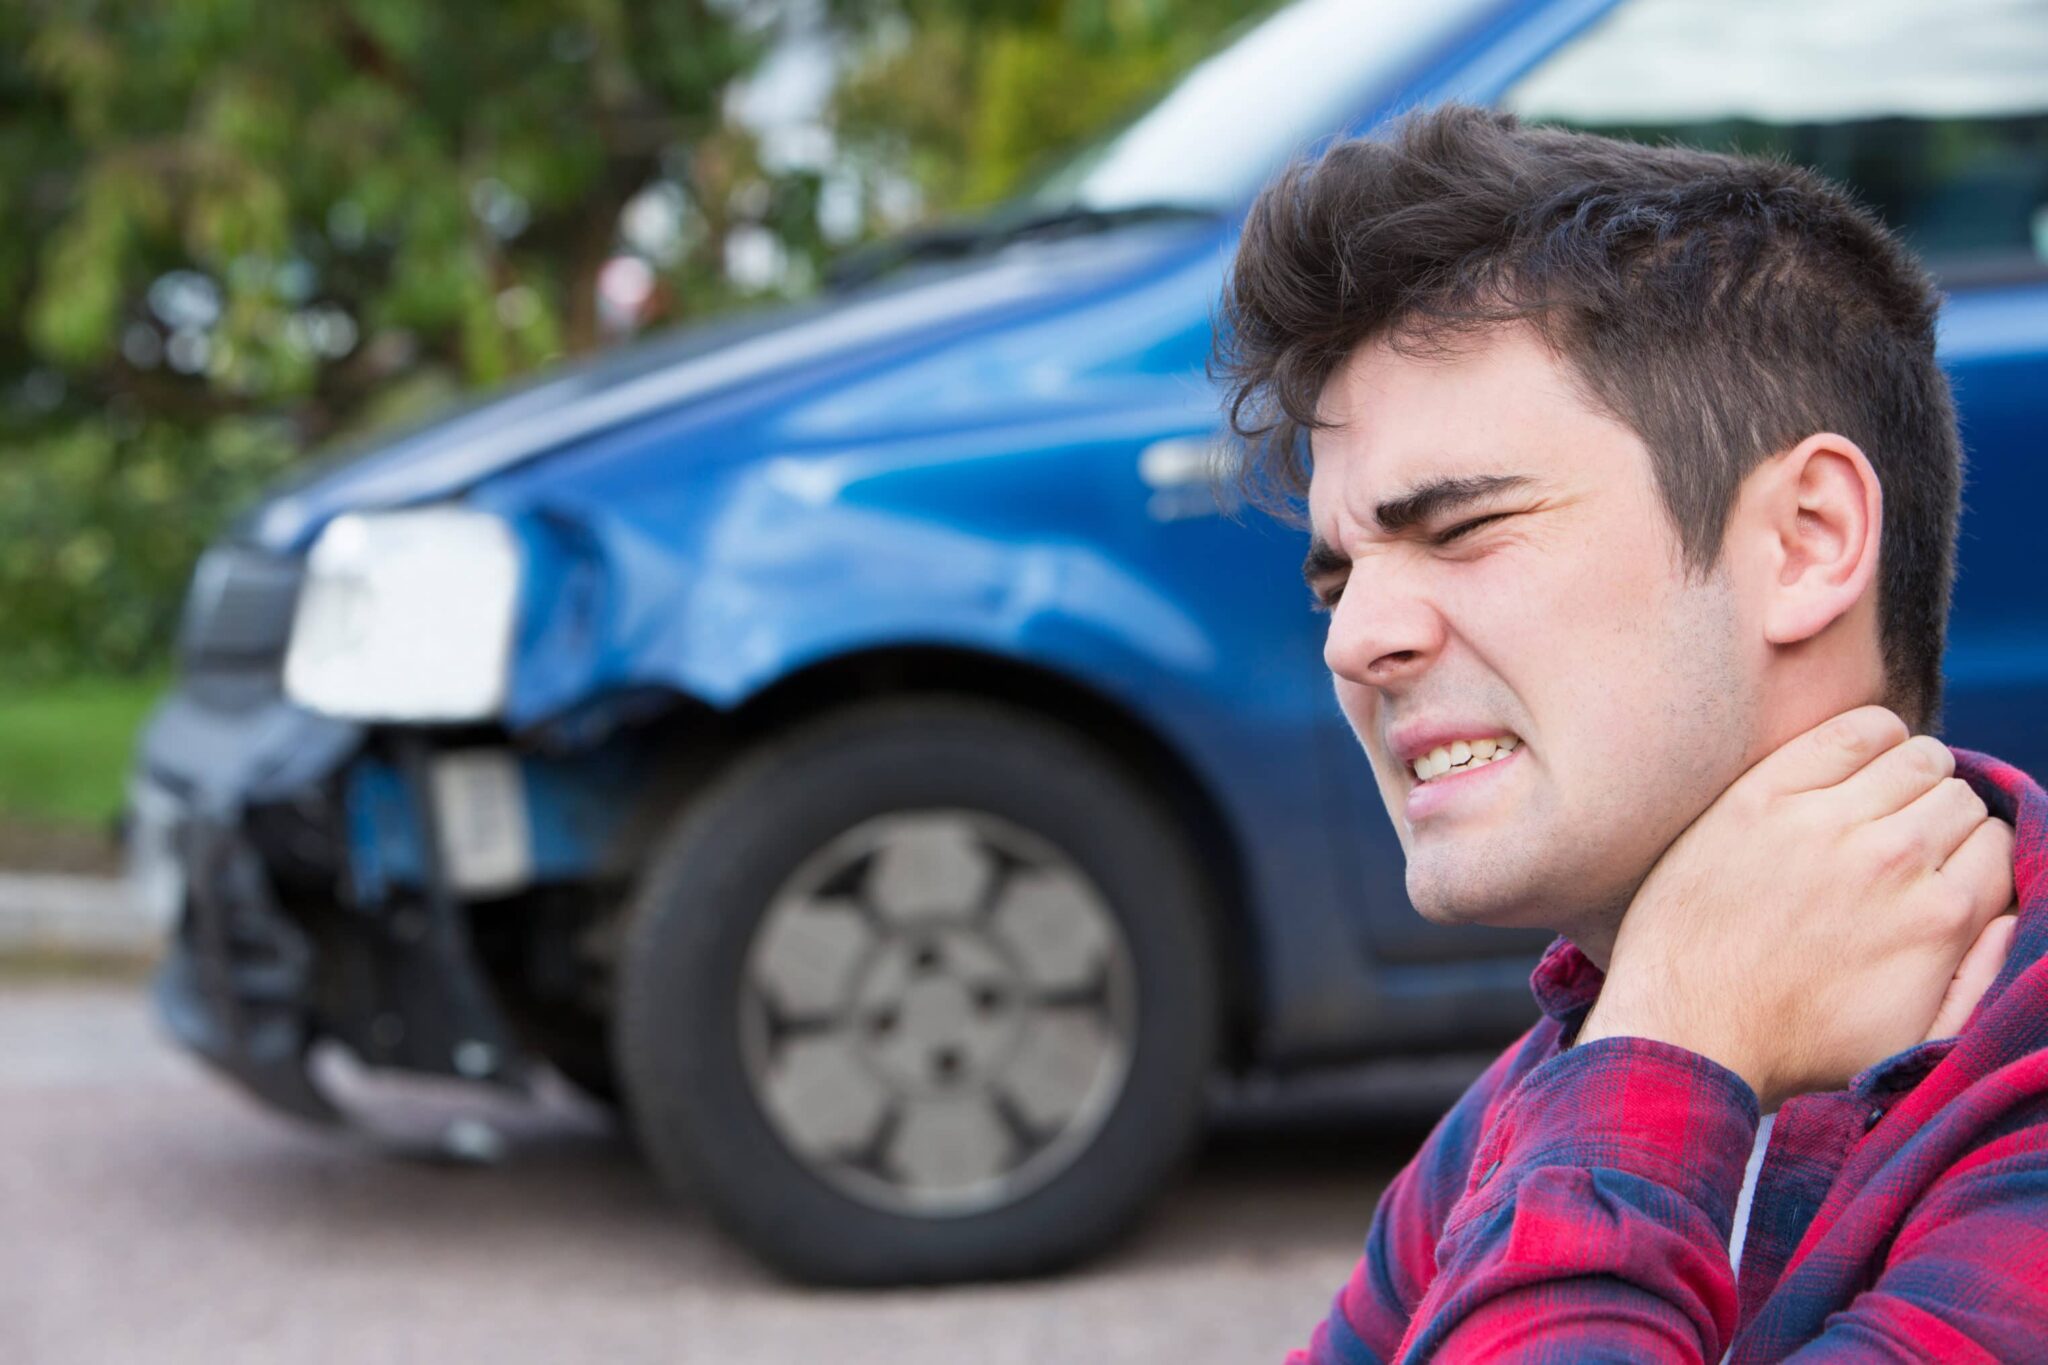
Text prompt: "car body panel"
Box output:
[[1933, 281, 2048, 779]]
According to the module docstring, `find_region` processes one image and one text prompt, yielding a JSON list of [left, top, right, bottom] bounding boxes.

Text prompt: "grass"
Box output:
[[0, 947, 157, 980], [0, 675, 165, 830]]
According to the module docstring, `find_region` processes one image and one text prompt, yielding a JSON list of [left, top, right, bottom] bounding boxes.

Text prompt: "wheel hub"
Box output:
[[852, 928, 1025, 1096]]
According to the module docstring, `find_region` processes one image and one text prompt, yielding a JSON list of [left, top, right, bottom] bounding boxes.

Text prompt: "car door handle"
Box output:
[[1139, 436, 1237, 521], [1138, 436, 1221, 488]]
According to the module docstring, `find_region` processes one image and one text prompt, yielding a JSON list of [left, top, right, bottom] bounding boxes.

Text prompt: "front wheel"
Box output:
[[614, 698, 1219, 1284]]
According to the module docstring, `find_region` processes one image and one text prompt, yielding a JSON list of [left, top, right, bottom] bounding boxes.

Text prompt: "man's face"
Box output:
[[1306, 326, 1763, 936]]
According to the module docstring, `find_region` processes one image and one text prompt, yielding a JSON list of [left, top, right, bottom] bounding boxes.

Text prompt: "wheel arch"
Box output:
[[712, 644, 1263, 1069]]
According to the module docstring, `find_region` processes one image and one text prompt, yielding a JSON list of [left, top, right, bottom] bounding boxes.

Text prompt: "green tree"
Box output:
[[0, 0, 1277, 681], [2, 0, 824, 678]]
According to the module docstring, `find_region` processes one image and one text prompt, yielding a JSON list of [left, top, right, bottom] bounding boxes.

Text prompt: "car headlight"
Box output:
[[283, 507, 522, 722]]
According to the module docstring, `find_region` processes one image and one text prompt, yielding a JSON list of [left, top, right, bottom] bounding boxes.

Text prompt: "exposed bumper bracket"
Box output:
[[149, 708, 532, 1130]]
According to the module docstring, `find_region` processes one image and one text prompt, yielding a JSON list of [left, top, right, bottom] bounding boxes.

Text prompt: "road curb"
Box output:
[[0, 873, 158, 958]]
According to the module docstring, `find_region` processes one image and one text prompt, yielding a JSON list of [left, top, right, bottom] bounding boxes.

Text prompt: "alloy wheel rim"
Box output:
[[738, 809, 1137, 1216]]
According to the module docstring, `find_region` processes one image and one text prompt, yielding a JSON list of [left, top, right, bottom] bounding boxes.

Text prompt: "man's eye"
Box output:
[[1311, 582, 1345, 613], [1434, 512, 1509, 545]]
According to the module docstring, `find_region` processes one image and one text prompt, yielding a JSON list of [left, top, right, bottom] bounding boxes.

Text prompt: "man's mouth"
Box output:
[[1410, 734, 1520, 783]]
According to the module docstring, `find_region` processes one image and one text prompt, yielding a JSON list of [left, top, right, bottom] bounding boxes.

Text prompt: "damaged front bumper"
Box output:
[[136, 692, 532, 1126]]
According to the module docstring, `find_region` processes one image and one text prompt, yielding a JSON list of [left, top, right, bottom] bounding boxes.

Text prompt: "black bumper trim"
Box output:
[[144, 692, 532, 1127], [155, 816, 342, 1124]]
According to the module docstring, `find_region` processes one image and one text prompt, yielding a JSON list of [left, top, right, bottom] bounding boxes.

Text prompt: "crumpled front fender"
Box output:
[[497, 446, 1225, 732]]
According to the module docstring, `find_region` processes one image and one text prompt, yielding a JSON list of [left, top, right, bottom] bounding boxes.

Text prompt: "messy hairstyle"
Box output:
[[1214, 103, 1962, 728]]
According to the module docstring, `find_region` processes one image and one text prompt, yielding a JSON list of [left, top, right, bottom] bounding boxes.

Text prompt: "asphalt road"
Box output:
[[0, 977, 1480, 1364]]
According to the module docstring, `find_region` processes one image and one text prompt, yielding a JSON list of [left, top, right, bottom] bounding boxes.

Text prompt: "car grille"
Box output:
[[179, 546, 304, 679]]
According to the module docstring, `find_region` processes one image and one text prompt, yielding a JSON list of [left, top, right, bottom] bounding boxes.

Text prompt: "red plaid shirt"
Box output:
[[1292, 749, 2048, 1362]]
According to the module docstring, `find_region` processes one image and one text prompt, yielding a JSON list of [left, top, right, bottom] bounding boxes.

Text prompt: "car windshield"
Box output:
[[1025, 0, 1505, 214]]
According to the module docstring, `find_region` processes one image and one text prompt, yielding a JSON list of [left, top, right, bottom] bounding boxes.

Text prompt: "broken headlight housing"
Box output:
[[283, 507, 522, 722]]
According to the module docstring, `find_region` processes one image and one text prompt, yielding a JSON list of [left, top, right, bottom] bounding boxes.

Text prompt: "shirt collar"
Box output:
[[1529, 934, 1603, 1022]]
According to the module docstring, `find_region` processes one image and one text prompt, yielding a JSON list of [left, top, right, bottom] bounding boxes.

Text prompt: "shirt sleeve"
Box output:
[[1395, 1035, 1759, 1364], [1289, 1144, 1455, 1365], [1286, 1027, 1559, 1365]]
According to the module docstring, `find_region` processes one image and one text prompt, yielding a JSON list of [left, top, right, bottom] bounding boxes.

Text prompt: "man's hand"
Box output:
[[1923, 909, 2017, 1042], [1577, 707, 2014, 1111]]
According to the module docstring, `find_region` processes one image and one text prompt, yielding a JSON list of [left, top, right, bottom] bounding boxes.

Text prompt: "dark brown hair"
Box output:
[[1214, 104, 1961, 728]]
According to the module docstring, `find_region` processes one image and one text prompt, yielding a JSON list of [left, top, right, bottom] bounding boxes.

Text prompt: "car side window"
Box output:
[[1500, 0, 2048, 284]]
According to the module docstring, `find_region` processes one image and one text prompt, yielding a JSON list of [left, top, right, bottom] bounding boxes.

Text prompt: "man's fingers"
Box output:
[[1870, 775, 1987, 871], [1831, 734, 1956, 820], [1937, 815, 2016, 928], [1750, 706, 1909, 796], [1923, 913, 2016, 1043]]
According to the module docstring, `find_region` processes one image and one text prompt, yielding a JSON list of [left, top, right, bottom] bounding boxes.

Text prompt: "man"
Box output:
[[1215, 104, 2048, 1361]]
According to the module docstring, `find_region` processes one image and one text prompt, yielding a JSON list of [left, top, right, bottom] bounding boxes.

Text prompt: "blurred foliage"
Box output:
[[1, 0, 1275, 682], [834, 0, 1278, 209]]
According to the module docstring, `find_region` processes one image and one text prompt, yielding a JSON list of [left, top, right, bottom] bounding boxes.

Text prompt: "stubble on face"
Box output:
[[1393, 566, 1754, 943], [1312, 327, 1763, 950]]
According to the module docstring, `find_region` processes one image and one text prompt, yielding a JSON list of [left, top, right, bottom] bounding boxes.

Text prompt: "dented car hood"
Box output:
[[240, 219, 1226, 554]]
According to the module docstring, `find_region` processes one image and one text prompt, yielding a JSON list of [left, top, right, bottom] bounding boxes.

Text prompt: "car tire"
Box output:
[[614, 697, 1219, 1285]]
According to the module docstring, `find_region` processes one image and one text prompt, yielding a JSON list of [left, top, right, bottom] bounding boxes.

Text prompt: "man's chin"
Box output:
[[1407, 895, 1549, 930], [1404, 864, 1559, 931]]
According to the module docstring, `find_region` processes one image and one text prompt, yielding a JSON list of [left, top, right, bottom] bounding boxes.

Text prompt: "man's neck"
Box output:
[[1562, 903, 1626, 974], [1564, 687, 1910, 978]]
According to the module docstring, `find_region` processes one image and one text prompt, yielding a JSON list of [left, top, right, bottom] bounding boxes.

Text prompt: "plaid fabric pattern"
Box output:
[[1292, 749, 2048, 1362]]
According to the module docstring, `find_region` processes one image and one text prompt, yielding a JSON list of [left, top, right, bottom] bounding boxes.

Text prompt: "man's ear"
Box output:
[[1756, 432, 1883, 647]]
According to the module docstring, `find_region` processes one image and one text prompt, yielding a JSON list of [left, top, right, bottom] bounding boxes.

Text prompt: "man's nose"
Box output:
[[1323, 578, 1444, 690]]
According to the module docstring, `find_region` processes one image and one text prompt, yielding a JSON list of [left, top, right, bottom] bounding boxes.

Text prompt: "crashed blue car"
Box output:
[[132, 0, 2048, 1283]]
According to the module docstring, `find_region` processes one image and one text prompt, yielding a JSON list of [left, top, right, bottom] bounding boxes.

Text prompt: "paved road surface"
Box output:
[[0, 977, 1479, 1364]]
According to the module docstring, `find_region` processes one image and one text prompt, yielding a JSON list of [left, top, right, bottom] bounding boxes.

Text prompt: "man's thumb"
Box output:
[[1923, 913, 2016, 1043]]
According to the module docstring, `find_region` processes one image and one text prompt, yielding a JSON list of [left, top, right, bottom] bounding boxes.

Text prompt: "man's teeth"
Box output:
[[1412, 735, 1518, 781]]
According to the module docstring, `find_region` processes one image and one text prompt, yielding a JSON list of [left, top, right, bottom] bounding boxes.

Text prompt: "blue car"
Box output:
[[132, 0, 2048, 1283]]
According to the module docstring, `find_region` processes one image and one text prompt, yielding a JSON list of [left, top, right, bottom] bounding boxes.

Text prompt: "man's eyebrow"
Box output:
[[1371, 474, 1532, 533], [1302, 474, 1536, 585], [1302, 535, 1350, 586]]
